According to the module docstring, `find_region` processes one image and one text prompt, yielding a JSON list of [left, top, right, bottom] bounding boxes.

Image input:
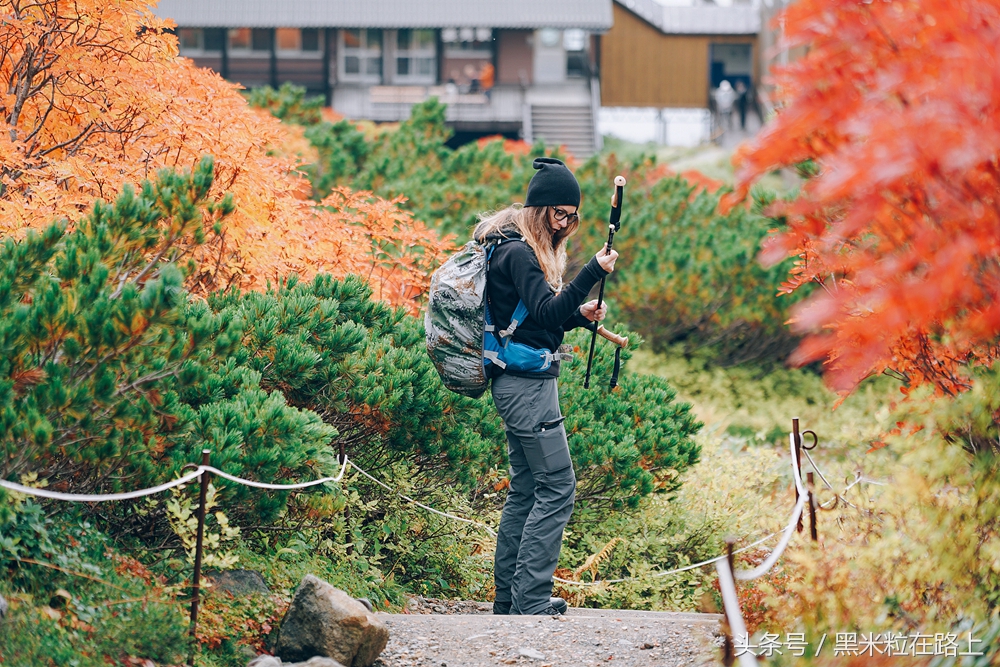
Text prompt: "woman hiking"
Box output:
[[475, 157, 619, 616]]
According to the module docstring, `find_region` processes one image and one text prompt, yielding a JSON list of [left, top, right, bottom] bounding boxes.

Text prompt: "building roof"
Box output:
[[154, 0, 614, 30], [614, 0, 761, 35]]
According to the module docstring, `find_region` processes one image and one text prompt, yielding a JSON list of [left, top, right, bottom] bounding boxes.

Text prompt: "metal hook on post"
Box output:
[[801, 429, 819, 451]]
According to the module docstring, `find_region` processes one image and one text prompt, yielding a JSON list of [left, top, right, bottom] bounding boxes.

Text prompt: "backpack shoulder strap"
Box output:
[[500, 300, 529, 340], [483, 232, 531, 340]]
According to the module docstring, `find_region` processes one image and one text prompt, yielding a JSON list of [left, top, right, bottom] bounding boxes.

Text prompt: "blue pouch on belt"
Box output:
[[484, 299, 568, 373]]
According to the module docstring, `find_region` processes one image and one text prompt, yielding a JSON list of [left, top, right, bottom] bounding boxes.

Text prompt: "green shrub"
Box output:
[[570, 156, 808, 366], [250, 86, 806, 366], [556, 436, 787, 612], [0, 498, 190, 666], [244, 82, 325, 126], [0, 160, 340, 540]]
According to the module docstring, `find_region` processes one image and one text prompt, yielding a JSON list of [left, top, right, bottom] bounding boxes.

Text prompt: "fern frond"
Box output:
[[573, 537, 623, 581]]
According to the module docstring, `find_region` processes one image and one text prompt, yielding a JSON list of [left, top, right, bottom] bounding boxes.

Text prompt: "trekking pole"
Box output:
[[584, 175, 628, 389]]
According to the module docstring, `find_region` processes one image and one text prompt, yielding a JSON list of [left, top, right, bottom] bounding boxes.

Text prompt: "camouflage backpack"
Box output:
[[425, 236, 560, 398]]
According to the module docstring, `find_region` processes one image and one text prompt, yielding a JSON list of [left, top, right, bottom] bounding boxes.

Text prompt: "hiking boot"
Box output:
[[495, 598, 566, 615], [537, 603, 564, 616]]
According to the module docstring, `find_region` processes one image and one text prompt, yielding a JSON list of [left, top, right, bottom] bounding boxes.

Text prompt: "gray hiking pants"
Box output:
[[491, 373, 576, 615]]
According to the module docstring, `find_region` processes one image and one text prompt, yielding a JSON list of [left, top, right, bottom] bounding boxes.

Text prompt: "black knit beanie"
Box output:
[[524, 157, 581, 208]]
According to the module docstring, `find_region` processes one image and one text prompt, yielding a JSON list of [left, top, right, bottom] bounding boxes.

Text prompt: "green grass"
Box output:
[[553, 347, 903, 612], [599, 134, 798, 195], [629, 346, 897, 455]]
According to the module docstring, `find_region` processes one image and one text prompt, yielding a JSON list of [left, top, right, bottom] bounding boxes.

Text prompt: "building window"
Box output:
[[276, 28, 323, 57], [395, 29, 436, 82], [302, 29, 320, 52], [177, 28, 224, 55], [442, 27, 493, 58], [564, 29, 589, 78], [710, 43, 753, 89], [538, 28, 561, 48], [340, 29, 382, 82], [229, 28, 272, 55], [179, 28, 201, 51]]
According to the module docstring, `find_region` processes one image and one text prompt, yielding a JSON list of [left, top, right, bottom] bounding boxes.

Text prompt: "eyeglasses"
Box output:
[[551, 207, 580, 224]]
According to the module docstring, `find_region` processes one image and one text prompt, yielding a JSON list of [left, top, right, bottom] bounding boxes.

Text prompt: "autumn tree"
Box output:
[[0, 0, 447, 307], [734, 0, 1000, 395]]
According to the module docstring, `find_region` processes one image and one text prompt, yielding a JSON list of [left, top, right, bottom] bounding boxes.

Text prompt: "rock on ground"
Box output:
[[275, 575, 389, 667], [249, 657, 346, 667], [206, 569, 271, 597]]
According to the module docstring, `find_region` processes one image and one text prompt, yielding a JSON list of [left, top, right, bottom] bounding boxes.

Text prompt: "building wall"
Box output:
[[276, 58, 326, 91], [190, 55, 223, 73], [227, 57, 272, 88], [497, 30, 533, 85], [601, 3, 756, 107], [758, 1, 807, 109]]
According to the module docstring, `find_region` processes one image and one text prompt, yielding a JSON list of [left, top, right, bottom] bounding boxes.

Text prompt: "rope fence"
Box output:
[[350, 463, 497, 537], [1, 417, 886, 667], [0, 468, 205, 502]]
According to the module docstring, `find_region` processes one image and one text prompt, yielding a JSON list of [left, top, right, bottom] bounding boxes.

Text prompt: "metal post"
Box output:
[[189, 450, 211, 653], [340, 442, 352, 556], [721, 537, 736, 667], [807, 472, 818, 542], [792, 418, 803, 532]]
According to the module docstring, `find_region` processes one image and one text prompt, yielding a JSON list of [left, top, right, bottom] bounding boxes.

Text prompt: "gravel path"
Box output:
[[373, 599, 723, 667]]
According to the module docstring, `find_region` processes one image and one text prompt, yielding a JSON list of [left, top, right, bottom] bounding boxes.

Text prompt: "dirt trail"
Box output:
[[374, 604, 723, 667]]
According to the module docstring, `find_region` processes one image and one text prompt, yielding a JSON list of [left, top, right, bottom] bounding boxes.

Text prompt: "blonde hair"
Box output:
[[473, 204, 580, 291]]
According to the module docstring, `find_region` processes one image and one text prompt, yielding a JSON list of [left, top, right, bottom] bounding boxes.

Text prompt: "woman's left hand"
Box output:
[[580, 299, 607, 323]]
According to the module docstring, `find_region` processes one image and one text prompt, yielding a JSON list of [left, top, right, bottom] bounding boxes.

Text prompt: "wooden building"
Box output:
[[154, 0, 613, 157], [601, 0, 760, 109]]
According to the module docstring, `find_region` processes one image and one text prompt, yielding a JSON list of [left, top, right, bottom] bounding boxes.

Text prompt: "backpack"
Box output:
[[425, 236, 563, 398]]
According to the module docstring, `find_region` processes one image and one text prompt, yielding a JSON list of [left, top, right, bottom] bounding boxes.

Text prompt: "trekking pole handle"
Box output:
[[596, 325, 628, 348]]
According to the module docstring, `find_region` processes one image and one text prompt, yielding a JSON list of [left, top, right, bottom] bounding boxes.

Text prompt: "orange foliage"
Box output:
[[0, 0, 448, 310], [733, 0, 1000, 395], [476, 135, 532, 156], [635, 162, 722, 194], [680, 170, 723, 195]]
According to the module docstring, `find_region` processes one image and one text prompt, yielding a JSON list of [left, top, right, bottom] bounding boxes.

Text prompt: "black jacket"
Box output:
[[486, 237, 608, 378]]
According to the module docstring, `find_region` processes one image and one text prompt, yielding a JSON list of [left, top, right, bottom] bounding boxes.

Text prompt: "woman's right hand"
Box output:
[[595, 246, 619, 273]]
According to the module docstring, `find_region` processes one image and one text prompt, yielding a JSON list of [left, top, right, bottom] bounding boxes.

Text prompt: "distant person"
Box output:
[[464, 63, 481, 93], [735, 81, 748, 130], [444, 69, 459, 95], [480, 61, 495, 100], [713, 80, 736, 131]]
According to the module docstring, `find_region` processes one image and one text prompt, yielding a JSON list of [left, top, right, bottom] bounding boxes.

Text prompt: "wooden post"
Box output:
[[340, 442, 352, 555], [188, 449, 211, 661], [792, 418, 803, 532], [721, 537, 736, 667], [807, 472, 818, 542]]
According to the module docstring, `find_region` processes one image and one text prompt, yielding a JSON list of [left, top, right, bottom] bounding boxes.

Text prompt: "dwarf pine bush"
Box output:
[[250, 86, 806, 367]]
